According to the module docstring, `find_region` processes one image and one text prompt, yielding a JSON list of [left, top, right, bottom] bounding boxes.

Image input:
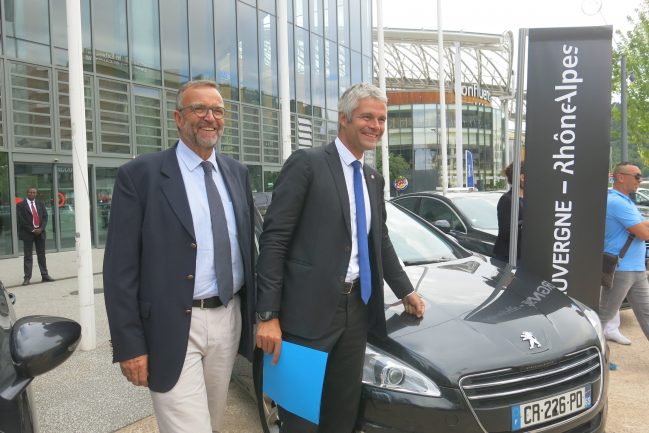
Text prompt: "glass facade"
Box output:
[[0, 0, 373, 257], [388, 101, 505, 192]]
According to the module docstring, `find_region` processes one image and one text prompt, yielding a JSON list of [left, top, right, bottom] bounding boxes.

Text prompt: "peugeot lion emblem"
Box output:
[[521, 331, 542, 349]]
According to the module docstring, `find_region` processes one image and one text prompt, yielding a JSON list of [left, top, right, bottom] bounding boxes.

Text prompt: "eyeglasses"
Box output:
[[178, 104, 226, 119], [619, 172, 642, 181]]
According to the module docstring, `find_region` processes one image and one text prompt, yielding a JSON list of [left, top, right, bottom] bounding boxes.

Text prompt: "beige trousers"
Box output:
[[150, 295, 241, 433]]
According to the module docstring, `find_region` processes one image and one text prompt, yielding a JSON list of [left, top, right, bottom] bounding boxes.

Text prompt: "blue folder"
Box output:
[[263, 341, 329, 425]]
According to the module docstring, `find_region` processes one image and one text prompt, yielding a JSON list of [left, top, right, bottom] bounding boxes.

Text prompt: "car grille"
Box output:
[[459, 347, 603, 431]]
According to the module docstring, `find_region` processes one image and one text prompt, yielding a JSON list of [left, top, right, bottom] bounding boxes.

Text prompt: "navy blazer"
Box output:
[[256, 142, 414, 340], [103, 145, 256, 393]]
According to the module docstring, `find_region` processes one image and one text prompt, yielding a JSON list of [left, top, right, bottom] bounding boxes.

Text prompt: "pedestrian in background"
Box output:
[[255, 83, 425, 433], [103, 80, 256, 433], [493, 161, 524, 261], [17, 186, 54, 285], [600, 162, 649, 344]]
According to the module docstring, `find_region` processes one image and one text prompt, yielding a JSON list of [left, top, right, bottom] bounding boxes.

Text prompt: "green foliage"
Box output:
[[375, 147, 411, 181], [614, 0, 649, 169]]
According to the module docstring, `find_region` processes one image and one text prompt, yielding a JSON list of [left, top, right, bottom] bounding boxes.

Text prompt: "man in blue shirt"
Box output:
[[600, 162, 649, 343]]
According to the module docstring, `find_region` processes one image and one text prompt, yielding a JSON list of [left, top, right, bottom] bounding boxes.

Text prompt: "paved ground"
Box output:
[[1, 249, 647, 432]]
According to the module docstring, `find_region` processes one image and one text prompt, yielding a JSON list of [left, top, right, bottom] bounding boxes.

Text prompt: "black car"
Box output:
[[0, 280, 81, 433], [253, 202, 608, 433], [391, 191, 503, 257]]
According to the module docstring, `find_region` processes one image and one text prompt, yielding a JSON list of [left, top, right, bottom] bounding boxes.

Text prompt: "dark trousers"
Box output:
[[279, 286, 368, 433], [23, 235, 48, 279]]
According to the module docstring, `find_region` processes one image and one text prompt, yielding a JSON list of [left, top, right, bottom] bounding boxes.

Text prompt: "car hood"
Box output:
[[379, 257, 600, 387]]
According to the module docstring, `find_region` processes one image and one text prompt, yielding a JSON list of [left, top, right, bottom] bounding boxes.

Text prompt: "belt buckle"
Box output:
[[342, 281, 353, 295], [200, 299, 206, 310]]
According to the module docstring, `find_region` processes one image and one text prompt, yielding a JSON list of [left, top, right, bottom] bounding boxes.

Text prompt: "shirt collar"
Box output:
[[335, 137, 364, 167], [177, 139, 218, 173], [609, 187, 633, 202]]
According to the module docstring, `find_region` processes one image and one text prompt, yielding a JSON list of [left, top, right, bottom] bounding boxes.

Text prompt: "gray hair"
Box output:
[[337, 83, 387, 123], [176, 80, 220, 109]]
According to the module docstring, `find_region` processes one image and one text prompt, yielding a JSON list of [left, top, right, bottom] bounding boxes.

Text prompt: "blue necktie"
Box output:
[[201, 161, 234, 306], [352, 160, 371, 304]]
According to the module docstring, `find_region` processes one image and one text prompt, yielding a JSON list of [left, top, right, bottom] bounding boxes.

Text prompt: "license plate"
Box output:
[[511, 384, 592, 430]]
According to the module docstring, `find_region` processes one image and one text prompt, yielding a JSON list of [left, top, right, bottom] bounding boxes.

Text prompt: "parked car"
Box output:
[[0, 280, 81, 433], [253, 192, 273, 216], [252, 202, 609, 433], [391, 191, 503, 256]]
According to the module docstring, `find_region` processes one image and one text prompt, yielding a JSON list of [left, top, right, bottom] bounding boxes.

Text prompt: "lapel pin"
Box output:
[[371, 174, 375, 179]]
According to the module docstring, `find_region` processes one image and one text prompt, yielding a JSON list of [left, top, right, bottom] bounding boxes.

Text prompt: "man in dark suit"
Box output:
[[103, 80, 256, 433], [17, 187, 54, 285], [256, 83, 425, 433]]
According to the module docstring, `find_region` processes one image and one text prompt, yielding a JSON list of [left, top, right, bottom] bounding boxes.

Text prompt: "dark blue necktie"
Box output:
[[352, 160, 371, 304], [201, 161, 233, 306]]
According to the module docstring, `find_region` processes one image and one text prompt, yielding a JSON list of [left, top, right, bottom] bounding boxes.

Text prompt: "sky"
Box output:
[[380, 0, 644, 44]]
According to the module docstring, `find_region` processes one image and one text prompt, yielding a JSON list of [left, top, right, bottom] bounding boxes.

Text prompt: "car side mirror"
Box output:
[[10, 315, 81, 378], [433, 219, 451, 233]]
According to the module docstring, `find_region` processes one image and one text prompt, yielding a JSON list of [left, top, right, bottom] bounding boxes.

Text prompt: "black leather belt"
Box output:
[[192, 296, 224, 309], [342, 278, 360, 294]]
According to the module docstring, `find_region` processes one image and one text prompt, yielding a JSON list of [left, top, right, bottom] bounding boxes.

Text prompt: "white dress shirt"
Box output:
[[176, 140, 244, 299], [335, 138, 371, 283]]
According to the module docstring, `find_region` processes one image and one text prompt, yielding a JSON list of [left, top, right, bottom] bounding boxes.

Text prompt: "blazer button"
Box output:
[[190, 242, 197, 249], [184, 309, 192, 315], [186, 274, 194, 280]]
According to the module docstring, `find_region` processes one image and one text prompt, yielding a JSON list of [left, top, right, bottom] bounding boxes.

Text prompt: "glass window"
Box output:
[[392, 196, 419, 213], [238, 3, 260, 104], [349, 0, 361, 52], [294, 27, 311, 114], [288, 25, 295, 101], [259, 11, 279, 108], [311, 35, 325, 116], [323, 0, 336, 41], [0, 64, 4, 148], [11, 63, 52, 149], [263, 169, 280, 191], [160, 0, 189, 88], [325, 40, 337, 113], [0, 152, 11, 256], [362, 55, 372, 84], [96, 167, 117, 246], [93, 0, 129, 78], [337, 0, 348, 47], [258, 0, 275, 14], [189, 0, 215, 80], [297, 116, 313, 148], [247, 165, 262, 192], [51, 0, 68, 66], [98, 78, 131, 154], [338, 46, 350, 95], [82, 0, 93, 71], [56, 165, 75, 249], [360, 0, 372, 57], [419, 197, 465, 232], [57, 71, 94, 152], [221, 100, 241, 159], [4, 0, 51, 63], [294, 0, 308, 29], [133, 86, 162, 155], [241, 105, 261, 163], [350, 50, 361, 85], [311, 0, 323, 35], [214, 0, 238, 100], [262, 108, 280, 163], [165, 90, 178, 148], [130, 0, 161, 85]]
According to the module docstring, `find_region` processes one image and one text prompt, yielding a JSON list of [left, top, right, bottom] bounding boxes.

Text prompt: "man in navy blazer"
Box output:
[[256, 83, 425, 433], [104, 80, 256, 433]]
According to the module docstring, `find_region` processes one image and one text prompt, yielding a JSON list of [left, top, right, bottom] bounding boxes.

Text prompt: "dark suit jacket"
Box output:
[[256, 142, 414, 340], [103, 145, 256, 393], [16, 199, 48, 241]]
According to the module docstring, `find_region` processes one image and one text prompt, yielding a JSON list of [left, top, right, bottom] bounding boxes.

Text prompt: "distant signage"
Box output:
[[394, 177, 409, 191], [466, 150, 475, 188], [461, 84, 491, 102]]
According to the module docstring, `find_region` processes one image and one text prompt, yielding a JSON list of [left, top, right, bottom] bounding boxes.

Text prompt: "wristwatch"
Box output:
[[256, 311, 279, 322]]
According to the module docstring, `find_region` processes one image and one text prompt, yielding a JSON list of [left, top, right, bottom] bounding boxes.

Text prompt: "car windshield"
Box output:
[[385, 202, 461, 265], [451, 195, 500, 230]]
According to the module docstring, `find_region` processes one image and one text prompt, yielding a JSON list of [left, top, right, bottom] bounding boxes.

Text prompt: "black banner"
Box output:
[[520, 27, 612, 310]]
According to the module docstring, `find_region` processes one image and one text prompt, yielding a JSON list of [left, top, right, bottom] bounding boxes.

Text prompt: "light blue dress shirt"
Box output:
[[176, 140, 244, 299]]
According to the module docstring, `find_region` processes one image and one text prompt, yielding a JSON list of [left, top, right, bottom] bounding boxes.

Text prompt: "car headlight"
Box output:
[[583, 306, 606, 349], [362, 345, 441, 397]]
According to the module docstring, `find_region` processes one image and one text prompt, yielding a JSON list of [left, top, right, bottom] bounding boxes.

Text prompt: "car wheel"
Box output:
[[253, 348, 281, 433]]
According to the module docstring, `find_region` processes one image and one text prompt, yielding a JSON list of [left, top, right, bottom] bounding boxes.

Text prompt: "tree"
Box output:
[[374, 147, 411, 183], [613, 0, 649, 170]]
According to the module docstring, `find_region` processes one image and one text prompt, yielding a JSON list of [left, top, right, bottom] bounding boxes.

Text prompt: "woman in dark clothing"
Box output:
[[493, 162, 524, 261]]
